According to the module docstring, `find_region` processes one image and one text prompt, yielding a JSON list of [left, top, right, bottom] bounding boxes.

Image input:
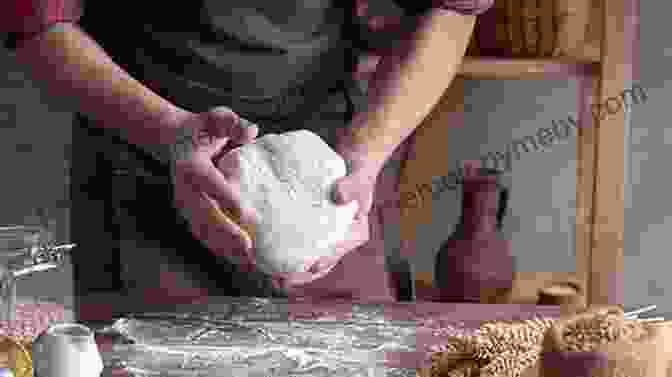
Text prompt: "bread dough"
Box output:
[[217, 130, 358, 275]]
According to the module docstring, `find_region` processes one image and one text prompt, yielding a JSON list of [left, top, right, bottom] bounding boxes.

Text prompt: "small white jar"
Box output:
[[31, 323, 103, 377]]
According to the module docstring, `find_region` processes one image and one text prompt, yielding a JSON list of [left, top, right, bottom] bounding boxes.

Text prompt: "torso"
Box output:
[[70, 0, 396, 302], [79, 0, 360, 116]]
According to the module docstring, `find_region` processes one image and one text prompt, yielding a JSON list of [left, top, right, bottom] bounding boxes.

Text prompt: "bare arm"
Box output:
[[12, 22, 189, 150], [338, 8, 477, 164], [11, 20, 264, 267]]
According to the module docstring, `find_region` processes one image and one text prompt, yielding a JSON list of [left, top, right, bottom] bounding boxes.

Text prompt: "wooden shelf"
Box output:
[[458, 57, 601, 79], [399, 0, 635, 310], [415, 271, 585, 305]]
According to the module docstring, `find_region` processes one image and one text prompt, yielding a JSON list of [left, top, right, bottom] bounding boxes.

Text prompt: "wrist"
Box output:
[[152, 106, 193, 145], [141, 106, 195, 165], [336, 117, 393, 169], [334, 138, 386, 176]]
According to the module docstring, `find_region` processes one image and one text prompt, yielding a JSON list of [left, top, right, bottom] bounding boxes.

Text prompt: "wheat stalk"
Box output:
[[424, 316, 555, 377], [423, 312, 651, 377]]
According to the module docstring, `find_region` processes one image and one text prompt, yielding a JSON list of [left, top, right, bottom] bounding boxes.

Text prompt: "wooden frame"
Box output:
[[400, 0, 638, 306]]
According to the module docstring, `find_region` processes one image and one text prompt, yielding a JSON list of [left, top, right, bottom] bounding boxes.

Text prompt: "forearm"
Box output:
[[341, 9, 476, 163], [12, 22, 188, 149]]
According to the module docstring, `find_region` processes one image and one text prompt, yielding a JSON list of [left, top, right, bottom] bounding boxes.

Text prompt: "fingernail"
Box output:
[[315, 263, 327, 273], [321, 262, 337, 276], [239, 118, 257, 129], [306, 261, 319, 274], [317, 260, 335, 273], [330, 186, 345, 204]]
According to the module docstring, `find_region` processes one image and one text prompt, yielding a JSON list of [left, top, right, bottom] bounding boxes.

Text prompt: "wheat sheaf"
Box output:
[[421, 311, 646, 377]]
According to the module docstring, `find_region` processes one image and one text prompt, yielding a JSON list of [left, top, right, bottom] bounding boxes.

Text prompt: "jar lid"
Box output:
[[0, 226, 45, 254]]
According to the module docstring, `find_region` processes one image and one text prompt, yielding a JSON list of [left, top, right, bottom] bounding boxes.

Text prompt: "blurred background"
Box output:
[[0, 0, 665, 315]]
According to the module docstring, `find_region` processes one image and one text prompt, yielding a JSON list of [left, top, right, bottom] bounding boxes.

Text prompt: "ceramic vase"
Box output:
[[434, 167, 515, 303]]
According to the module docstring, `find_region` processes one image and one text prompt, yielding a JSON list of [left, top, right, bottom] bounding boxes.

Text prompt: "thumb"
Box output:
[[330, 176, 356, 206], [205, 106, 238, 131], [205, 107, 258, 144]]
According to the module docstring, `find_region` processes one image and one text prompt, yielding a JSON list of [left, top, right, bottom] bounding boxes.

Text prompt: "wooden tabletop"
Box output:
[[78, 295, 563, 374], [24, 293, 672, 377], [74, 292, 563, 323]]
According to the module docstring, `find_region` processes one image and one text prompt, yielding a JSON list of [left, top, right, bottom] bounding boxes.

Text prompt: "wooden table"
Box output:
[[74, 294, 563, 375], [14, 293, 671, 377]]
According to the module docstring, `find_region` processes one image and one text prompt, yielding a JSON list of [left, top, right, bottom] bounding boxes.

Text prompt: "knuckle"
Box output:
[[210, 106, 234, 114]]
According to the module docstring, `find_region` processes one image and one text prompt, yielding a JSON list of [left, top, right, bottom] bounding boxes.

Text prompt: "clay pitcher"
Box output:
[[434, 167, 514, 303]]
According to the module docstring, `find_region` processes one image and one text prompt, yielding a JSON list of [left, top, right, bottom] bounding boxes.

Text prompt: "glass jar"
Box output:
[[0, 226, 49, 322]]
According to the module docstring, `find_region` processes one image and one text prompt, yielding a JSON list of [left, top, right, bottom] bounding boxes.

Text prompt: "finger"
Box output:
[[320, 215, 370, 268], [287, 257, 341, 289], [174, 181, 251, 253], [232, 244, 258, 273], [343, 188, 372, 221], [245, 249, 259, 272], [198, 135, 231, 159], [312, 231, 368, 274], [355, 190, 374, 220], [279, 217, 369, 289], [270, 276, 286, 291], [333, 183, 367, 220], [274, 267, 329, 290], [178, 201, 243, 257], [281, 205, 363, 282], [235, 118, 260, 144], [307, 256, 339, 276], [330, 178, 356, 205], [203, 106, 238, 138], [205, 107, 259, 144], [215, 148, 243, 182], [271, 254, 335, 289], [174, 159, 259, 232], [280, 263, 337, 289], [271, 254, 320, 283], [218, 243, 256, 271], [202, 193, 254, 251]]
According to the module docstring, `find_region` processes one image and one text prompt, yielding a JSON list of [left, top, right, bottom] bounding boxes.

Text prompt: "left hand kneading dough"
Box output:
[[214, 130, 359, 275]]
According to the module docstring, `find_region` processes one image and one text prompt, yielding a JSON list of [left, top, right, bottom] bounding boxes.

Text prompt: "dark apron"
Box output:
[[70, 0, 402, 302]]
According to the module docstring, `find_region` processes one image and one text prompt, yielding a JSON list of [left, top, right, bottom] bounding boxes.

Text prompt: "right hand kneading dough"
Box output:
[[215, 130, 359, 276]]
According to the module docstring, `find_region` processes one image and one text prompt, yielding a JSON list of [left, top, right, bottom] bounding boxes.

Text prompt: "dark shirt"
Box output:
[[3, 0, 494, 120], [4, 0, 493, 48]]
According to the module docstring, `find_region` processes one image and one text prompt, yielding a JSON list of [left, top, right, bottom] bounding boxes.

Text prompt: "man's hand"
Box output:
[[273, 145, 384, 291], [311, 147, 383, 268], [331, 148, 383, 221], [168, 106, 260, 271], [276, 215, 371, 295]]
